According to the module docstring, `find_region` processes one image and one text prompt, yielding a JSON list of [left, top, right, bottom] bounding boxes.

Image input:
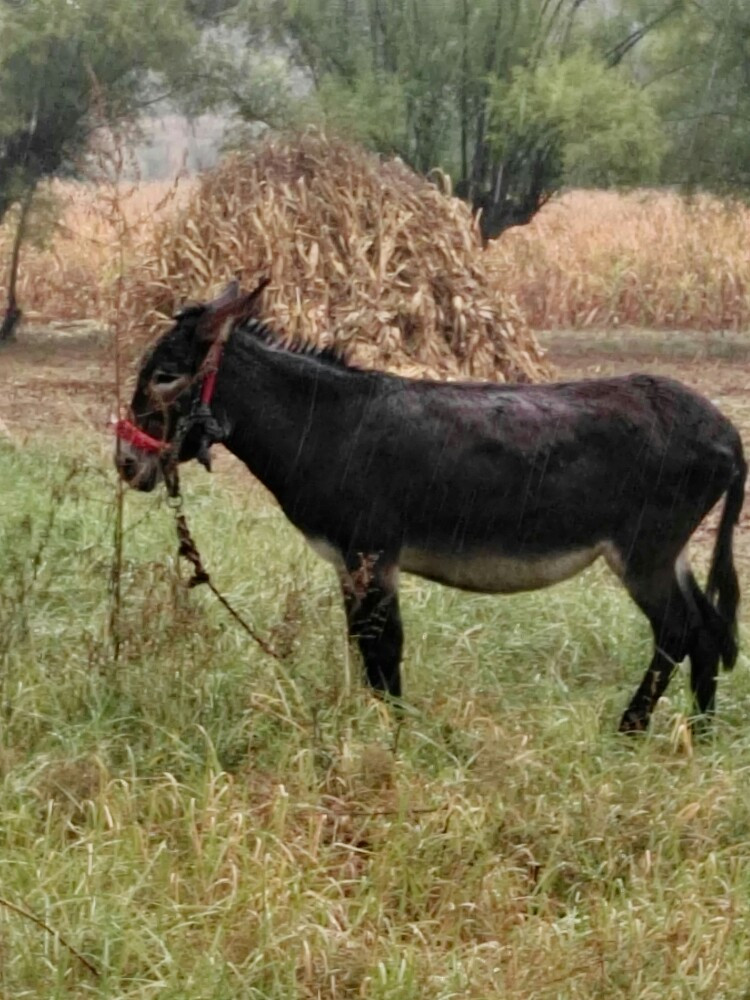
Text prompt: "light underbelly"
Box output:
[[400, 542, 622, 594], [306, 537, 344, 570]]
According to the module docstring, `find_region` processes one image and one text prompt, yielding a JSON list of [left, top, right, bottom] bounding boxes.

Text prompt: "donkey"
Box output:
[[115, 281, 746, 731]]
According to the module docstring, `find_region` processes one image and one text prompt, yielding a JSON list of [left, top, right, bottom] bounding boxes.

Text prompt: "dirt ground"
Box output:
[[0, 322, 115, 441], [3, 322, 750, 541]]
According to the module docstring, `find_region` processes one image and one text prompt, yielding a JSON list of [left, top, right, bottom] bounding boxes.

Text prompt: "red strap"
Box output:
[[200, 368, 218, 405], [200, 342, 223, 406], [113, 419, 170, 455]]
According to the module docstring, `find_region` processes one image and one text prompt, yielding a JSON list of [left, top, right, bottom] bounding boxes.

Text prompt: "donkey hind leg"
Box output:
[[619, 568, 697, 733], [683, 570, 724, 718], [340, 553, 403, 698]]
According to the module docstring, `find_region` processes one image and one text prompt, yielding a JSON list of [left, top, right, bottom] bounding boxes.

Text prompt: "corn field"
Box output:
[[488, 189, 750, 332]]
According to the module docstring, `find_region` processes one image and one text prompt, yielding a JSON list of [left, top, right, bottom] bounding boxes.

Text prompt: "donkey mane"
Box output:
[[238, 317, 356, 371]]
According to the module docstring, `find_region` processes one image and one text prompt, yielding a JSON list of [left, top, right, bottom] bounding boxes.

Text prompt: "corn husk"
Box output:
[[131, 133, 547, 382]]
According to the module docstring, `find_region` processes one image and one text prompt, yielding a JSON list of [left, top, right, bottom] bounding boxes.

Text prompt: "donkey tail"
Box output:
[[706, 445, 747, 669]]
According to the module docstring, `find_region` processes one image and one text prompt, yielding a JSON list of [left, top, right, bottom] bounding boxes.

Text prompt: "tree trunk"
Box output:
[[0, 186, 33, 343], [459, 0, 469, 185]]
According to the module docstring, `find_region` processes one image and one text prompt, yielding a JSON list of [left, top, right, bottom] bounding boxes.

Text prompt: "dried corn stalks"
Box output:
[[487, 189, 750, 332], [0, 179, 188, 323], [131, 133, 547, 382]]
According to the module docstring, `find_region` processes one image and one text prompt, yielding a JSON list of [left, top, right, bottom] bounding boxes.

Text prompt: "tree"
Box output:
[[483, 49, 664, 238], [235, 0, 679, 240], [0, 0, 198, 339], [645, 0, 750, 191]]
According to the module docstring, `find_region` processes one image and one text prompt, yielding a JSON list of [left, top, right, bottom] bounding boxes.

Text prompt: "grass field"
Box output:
[[2, 407, 750, 997]]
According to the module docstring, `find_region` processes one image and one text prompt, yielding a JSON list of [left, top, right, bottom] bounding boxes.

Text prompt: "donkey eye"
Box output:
[[150, 372, 189, 397]]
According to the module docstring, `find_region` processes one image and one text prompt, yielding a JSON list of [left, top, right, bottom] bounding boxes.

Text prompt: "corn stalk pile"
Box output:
[[131, 133, 547, 382]]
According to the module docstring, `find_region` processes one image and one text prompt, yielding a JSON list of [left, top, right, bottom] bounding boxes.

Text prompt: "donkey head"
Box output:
[[114, 277, 269, 491]]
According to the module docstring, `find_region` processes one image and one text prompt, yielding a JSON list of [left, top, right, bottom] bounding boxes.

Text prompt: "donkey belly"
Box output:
[[400, 542, 621, 594]]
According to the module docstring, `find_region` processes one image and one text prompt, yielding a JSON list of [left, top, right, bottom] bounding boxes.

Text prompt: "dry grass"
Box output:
[[7, 159, 750, 379], [128, 133, 546, 381], [0, 178, 191, 324], [488, 189, 750, 331]]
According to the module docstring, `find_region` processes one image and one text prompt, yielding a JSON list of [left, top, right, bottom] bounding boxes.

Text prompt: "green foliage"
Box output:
[[225, 1, 750, 217], [191, 35, 302, 134], [241, 0, 461, 172], [490, 50, 665, 190], [0, 0, 199, 224], [236, 0, 680, 237], [2, 183, 64, 251], [315, 71, 410, 157], [646, 0, 750, 190], [184, 0, 242, 23]]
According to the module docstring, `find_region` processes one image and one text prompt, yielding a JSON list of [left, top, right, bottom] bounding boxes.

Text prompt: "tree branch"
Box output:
[[605, 2, 684, 67]]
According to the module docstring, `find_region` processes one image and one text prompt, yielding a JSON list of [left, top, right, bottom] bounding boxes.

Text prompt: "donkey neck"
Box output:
[[210, 327, 374, 503]]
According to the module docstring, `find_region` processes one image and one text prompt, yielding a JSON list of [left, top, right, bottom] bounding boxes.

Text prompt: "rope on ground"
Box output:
[[165, 466, 280, 662], [0, 895, 100, 979]]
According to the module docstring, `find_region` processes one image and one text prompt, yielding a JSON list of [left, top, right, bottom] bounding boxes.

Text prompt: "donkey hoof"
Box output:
[[618, 712, 649, 735], [688, 713, 715, 739]]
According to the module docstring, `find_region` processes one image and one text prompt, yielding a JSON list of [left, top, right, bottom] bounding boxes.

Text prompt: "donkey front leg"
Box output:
[[340, 553, 403, 698]]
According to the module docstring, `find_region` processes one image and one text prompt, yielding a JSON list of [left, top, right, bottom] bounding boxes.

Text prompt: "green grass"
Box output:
[[2, 439, 750, 998]]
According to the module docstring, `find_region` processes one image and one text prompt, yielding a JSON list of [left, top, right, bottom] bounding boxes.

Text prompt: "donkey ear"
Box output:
[[196, 276, 270, 343], [206, 280, 240, 311]]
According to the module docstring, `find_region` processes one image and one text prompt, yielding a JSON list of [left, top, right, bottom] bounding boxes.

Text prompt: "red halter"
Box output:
[[113, 340, 224, 456], [113, 417, 170, 455]]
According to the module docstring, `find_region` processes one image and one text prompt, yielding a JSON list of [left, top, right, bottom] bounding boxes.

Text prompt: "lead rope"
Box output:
[[163, 463, 281, 662]]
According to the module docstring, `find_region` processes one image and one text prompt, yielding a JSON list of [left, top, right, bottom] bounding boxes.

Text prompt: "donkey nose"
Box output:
[[119, 456, 139, 480]]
